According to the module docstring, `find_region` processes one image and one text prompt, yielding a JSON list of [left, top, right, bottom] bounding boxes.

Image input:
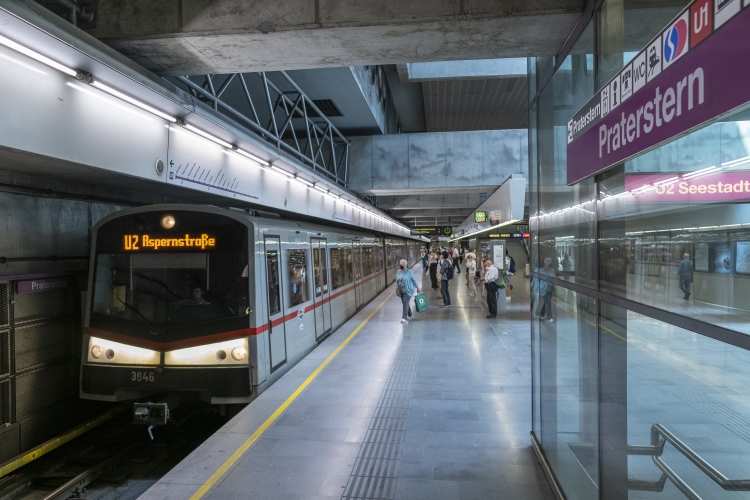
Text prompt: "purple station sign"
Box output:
[[17, 277, 71, 295], [567, 0, 750, 185]]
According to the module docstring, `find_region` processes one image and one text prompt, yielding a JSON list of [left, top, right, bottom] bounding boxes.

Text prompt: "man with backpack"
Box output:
[[480, 259, 503, 318], [439, 250, 453, 308]]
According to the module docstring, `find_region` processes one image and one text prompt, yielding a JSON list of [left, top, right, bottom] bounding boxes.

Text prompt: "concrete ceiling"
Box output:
[[423, 76, 528, 132], [80, 0, 584, 76]]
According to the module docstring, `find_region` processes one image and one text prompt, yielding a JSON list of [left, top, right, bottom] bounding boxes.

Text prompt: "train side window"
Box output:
[[312, 247, 329, 297], [331, 248, 348, 290], [266, 250, 281, 315], [363, 247, 373, 276], [288, 249, 308, 306], [341, 248, 352, 286]]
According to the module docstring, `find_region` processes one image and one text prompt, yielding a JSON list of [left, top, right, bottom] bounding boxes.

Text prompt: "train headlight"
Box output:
[[231, 346, 247, 361], [165, 338, 248, 366], [160, 214, 176, 229], [87, 337, 160, 365]]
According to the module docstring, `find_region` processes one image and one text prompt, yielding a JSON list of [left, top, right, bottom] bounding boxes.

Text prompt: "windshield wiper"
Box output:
[[116, 297, 164, 336]]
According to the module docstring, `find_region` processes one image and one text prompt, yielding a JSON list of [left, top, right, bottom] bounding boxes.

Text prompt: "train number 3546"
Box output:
[[131, 371, 155, 382]]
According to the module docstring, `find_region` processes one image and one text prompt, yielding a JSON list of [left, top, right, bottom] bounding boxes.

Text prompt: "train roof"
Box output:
[[92, 204, 419, 242]]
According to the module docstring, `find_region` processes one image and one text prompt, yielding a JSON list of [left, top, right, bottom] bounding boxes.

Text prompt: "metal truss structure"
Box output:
[[171, 71, 350, 187]]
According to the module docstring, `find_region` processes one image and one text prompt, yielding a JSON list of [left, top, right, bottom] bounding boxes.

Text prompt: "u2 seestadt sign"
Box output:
[[567, 0, 750, 185]]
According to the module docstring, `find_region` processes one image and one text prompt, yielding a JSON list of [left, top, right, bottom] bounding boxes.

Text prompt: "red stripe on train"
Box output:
[[84, 271, 388, 351]]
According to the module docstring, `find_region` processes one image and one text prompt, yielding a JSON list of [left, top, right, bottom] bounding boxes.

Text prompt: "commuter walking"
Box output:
[[481, 259, 499, 318], [458, 247, 464, 268], [465, 254, 477, 296], [428, 252, 439, 292], [532, 257, 556, 322], [396, 259, 420, 324], [505, 250, 516, 302], [678, 252, 693, 300], [439, 251, 453, 307], [452, 247, 461, 274]]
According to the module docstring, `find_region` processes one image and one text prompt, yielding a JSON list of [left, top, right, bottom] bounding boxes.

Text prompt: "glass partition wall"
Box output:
[[529, 1, 750, 498]]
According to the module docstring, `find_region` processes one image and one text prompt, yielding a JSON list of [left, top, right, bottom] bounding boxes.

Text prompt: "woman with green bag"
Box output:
[[396, 259, 420, 324]]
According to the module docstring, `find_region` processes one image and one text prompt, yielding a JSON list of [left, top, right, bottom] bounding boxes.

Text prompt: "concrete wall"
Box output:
[[349, 130, 528, 195], [0, 190, 124, 463]]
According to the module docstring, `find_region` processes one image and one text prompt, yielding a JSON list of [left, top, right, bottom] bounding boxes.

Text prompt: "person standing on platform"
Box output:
[[452, 247, 461, 274], [532, 257, 556, 322], [505, 250, 516, 302], [481, 259, 499, 318], [429, 252, 439, 297], [678, 252, 693, 300], [396, 259, 420, 324], [465, 254, 477, 296], [439, 251, 452, 307]]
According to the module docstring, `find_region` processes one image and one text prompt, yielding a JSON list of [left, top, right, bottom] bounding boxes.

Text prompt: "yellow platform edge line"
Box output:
[[0, 404, 126, 478], [190, 290, 395, 500]]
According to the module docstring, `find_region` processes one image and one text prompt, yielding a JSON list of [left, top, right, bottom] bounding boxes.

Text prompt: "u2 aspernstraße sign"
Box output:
[[567, 0, 750, 185]]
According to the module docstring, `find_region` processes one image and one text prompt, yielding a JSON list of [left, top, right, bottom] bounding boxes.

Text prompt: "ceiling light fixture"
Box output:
[[233, 148, 269, 166], [91, 81, 177, 122], [0, 34, 78, 77], [294, 175, 314, 187], [184, 124, 233, 149], [270, 165, 294, 178]]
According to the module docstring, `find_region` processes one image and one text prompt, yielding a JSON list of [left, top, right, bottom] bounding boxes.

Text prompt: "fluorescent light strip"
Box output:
[[91, 81, 176, 122], [683, 165, 718, 178], [184, 124, 233, 149], [294, 175, 314, 187], [0, 34, 77, 77], [313, 185, 328, 193], [721, 155, 750, 168], [271, 165, 294, 178], [235, 148, 269, 166]]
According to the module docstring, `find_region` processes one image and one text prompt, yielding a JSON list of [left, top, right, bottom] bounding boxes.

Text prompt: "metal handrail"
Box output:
[[628, 423, 750, 499]]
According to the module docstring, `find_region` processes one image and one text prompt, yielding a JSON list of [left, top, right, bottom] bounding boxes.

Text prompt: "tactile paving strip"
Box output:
[[342, 320, 423, 500]]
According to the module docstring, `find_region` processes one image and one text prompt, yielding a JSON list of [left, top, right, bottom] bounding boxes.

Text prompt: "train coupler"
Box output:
[[133, 402, 170, 440]]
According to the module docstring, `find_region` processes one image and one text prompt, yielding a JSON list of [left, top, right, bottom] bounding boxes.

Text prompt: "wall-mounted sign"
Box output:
[[474, 211, 487, 223], [17, 277, 71, 295], [411, 226, 452, 236], [489, 233, 529, 239], [123, 234, 217, 251], [567, 2, 750, 185], [624, 172, 750, 202]]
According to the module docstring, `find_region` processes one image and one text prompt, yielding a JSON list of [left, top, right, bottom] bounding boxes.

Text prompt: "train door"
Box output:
[[311, 238, 332, 339], [353, 239, 365, 309], [264, 237, 287, 371]]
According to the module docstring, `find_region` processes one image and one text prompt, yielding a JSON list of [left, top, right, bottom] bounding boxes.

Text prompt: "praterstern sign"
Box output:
[[567, 0, 750, 185]]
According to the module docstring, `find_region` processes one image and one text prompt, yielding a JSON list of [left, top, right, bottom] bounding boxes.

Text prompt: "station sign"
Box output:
[[17, 277, 71, 295], [123, 234, 217, 251], [567, 1, 750, 185], [411, 226, 452, 236], [624, 171, 750, 202], [474, 211, 487, 223]]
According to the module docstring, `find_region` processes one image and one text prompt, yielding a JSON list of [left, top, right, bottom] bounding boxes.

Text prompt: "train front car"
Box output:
[[81, 207, 254, 405]]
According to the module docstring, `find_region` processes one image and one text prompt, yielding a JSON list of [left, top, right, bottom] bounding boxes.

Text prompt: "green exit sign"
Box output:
[[474, 211, 487, 223]]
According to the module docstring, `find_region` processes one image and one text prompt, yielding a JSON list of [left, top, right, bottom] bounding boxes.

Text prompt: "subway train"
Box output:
[[80, 205, 421, 404]]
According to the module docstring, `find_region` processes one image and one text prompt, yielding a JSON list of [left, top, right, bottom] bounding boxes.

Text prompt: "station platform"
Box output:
[[140, 269, 552, 500]]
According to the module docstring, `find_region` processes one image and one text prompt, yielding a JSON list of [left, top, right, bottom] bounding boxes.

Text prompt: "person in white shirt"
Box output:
[[465, 255, 477, 296], [480, 260, 500, 318]]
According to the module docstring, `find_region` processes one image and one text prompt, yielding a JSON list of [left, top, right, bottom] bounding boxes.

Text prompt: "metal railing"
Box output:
[[171, 71, 350, 187], [628, 423, 750, 499]]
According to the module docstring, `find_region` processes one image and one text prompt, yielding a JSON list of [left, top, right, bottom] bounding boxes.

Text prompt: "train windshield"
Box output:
[[90, 211, 249, 343]]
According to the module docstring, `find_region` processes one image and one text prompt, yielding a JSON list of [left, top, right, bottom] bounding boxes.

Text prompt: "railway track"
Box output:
[[0, 403, 241, 500]]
